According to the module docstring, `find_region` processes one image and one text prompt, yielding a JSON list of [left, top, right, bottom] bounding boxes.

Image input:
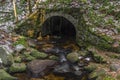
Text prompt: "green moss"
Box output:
[[84, 64, 97, 72], [0, 69, 17, 80], [7, 54, 14, 66], [89, 69, 106, 79], [26, 55, 35, 61], [103, 75, 115, 80], [49, 55, 59, 60], [78, 51, 87, 56], [22, 51, 35, 61], [13, 36, 27, 47], [116, 74, 120, 80], [14, 56, 22, 63], [107, 54, 120, 59], [9, 63, 26, 73], [93, 52, 106, 63], [67, 52, 79, 63], [30, 49, 48, 59]]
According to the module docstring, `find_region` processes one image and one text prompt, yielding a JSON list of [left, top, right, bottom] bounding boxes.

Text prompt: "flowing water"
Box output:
[[12, 36, 88, 80]]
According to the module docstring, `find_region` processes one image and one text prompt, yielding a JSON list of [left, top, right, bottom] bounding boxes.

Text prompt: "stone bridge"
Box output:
[[16, 2, 86, 45], [15, 1, 120, 53]]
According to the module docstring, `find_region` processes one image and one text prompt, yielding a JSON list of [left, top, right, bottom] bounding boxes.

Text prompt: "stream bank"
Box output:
[[1, 31, 120, 80]]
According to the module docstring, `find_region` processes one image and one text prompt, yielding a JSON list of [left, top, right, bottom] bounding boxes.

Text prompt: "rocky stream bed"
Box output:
[[1, 30, 120, 80]]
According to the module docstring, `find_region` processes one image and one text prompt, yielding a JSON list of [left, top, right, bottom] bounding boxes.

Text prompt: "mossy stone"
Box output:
[[14, 56, 22, 63], [67, 52, 79, 63], [9, 63, 26, 73], [49, 55, 59, 60], [92, 52, 106, 63], [78, 51, 87, 56], [26, 55, 35, 61], [89, 69, 106, 79], [0, 69, 17, 80], [30, 49, 48, 59], [0, 47, 14, 66], [84, 63, 97, 72]]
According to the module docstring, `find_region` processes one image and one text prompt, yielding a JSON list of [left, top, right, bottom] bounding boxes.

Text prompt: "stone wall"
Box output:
[[15, 0, 120, 53]]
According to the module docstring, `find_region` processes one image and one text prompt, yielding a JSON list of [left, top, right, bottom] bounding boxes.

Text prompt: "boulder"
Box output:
[[0, 69, 17, 80], [110, 63, 120, 71], [27, 60, 56, 77], [0, 46, 14, 66], [54, 62, 71, 73], [89, 69, 106, 79], [30, 49, 48, 59], [14, 56, 22, 63], [9, 63, 26, 73], [49, 55, 59, 60], [15, 44, 25, 53], [22, 51, 35, 62], [67, 52, 79, 63]]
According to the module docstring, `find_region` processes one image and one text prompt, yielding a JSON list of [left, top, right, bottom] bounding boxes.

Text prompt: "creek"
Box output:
[[12, 36, 90, 80]]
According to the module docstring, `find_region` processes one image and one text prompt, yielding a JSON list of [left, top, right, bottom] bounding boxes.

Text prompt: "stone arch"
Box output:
[[40, 12, 79, 40]]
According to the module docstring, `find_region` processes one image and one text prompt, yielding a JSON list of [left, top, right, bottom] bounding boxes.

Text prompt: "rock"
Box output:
[[49, 55, 59, 60], [30, 49, 48, 59], [110, 63, 120, 71], [54, 62, 71, 73], [2, 45, 14, 54], [93, 52, 106, 63], [78, 51, 87, 56], [74, 71, 82, 76], [25, 55, 35, 61], [67, 52, 79, 63], [89, 69, 106, 79], [27, 39, 36, 48], [27, 60, 56, 77], [72, 65, 81, 72], [9, 63, 26, 73], [84, 63, 97, 72], [0, 46, 14, 66], [43, 46, 71, 55], [14, 56, 22, 63], [15, 44, 25, 52], [22, 51, 35, 61], [0, 69, 17, 80]]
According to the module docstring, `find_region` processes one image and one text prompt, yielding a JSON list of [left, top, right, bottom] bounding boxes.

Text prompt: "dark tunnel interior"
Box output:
[[41, 16, 76, 40]]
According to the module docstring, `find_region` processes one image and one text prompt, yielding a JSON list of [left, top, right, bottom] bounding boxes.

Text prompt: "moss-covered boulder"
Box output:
[[110, 63, 120, 71], [25, 54, 35, 61], [67, 52, 79, 63], [9, 63, 26, 73], [20, 51, 35, 62], [0, 69, 17, 80], [93, 53, 106, 63], [89, 69, 106, 79], [78, 51, 88, 56], [49, 55, 59, 60], [30, 49, 48, 59], [14, 56, 22, 63], [0, 46, 14, 66], [84, 63, 97, 73]]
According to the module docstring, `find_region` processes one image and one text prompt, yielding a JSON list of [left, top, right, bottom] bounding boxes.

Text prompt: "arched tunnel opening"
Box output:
[[41, 16, 76, 41]]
